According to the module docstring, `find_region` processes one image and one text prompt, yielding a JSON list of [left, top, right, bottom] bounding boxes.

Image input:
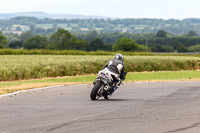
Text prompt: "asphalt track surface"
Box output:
[[1, 81, 200, 133]]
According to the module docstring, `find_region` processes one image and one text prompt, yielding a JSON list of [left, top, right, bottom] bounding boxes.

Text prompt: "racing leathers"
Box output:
[[103, 59, 126, 82]]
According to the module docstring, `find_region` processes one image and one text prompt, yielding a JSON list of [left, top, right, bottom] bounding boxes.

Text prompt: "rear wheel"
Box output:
[[90, 81, 104, 100]]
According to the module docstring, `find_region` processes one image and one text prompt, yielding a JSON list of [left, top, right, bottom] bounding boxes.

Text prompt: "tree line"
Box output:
[[1, 29, 138, 51], [1, 29, 200, 52], [1, 16, 200, 34]]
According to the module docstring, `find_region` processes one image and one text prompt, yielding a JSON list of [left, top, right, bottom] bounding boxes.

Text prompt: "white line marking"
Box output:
[[0, 85, 64, 98], [0, 84, 91, 98]]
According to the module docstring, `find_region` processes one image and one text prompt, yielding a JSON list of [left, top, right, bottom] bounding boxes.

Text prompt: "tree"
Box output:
[[170, 41, 188, 52], [165, 46, 174, 52], [0, 32, 8, 48], [19, 31, 35, 42], [176, 44, 188, 52], [86, 38, 104, 51], [156, 30, 167, 38], [187, 30, 198, 37], [137, 45, 151, 52], [49, 29, 77, 50], [32, 28, 46, 34], [23, 35, 48, 49], [9, 41, 23, 49], [103, 43, 113, 51], [72, 39, 88, 50], [113, 37, 138, 51], [0, 44, 4, 49], [29, 24, 36, 30], [45, 28, 57, 34], [188, 44, 200, 52], [86, 30, 98, 41], [151, 44, 166, 52]]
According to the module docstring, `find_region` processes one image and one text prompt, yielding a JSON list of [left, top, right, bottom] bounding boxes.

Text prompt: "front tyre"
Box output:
[[104, 95, 111, 100], [90, 81, 104, 100], [104, 89, 112, 100]]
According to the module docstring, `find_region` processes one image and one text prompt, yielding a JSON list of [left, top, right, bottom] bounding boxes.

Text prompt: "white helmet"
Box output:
[[114, 53, 124, 62]]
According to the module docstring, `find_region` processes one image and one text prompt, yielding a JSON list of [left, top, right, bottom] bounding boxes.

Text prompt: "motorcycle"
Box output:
[[90, 69, 124, 100]]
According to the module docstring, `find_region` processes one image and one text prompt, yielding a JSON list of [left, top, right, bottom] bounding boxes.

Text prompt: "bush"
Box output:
[[0, 44, 4, 49], [23, 35, 48, 49], [137, 45, 151, 52], [113, 37, 138, 51], [188, 44, 200, 52]]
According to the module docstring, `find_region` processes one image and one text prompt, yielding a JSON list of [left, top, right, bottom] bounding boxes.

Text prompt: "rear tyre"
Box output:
[[90, 81, 104, 100]]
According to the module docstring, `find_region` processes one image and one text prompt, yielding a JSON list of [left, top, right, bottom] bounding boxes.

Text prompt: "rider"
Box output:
[[102, 53, 127, 84]]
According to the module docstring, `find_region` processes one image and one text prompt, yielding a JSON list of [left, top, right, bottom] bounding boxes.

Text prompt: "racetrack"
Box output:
[[1, 81, 200, 133]]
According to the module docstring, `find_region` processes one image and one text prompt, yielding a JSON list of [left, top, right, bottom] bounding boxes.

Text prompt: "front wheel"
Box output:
[[90, 81, 104, 100], [104, 95, 111, 100]]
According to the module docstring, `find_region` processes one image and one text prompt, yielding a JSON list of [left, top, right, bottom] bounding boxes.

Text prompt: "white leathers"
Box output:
[[117, 64, 123, 74], [102, 53, 125, 82]]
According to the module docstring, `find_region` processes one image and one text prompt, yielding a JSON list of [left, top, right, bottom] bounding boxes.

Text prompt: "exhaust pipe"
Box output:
[[104, 86, 109, 90]]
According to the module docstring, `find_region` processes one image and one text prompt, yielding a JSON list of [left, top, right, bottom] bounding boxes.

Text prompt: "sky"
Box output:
[[0, 0, 200, 19]]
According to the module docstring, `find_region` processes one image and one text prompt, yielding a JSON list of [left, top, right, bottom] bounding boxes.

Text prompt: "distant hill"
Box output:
[[1, 15, 200, 35], [0, 12, 109, 19]]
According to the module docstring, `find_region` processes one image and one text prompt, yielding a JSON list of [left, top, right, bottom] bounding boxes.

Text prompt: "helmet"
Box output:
[[114, 53, 124, 62]]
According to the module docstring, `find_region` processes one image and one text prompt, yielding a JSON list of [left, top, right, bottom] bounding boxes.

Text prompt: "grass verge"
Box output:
[[0, 70, 200, 95]]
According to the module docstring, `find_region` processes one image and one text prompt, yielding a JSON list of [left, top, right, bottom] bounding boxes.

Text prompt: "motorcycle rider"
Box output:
[[92, 53, 127, 98], [102, 53, 127, 84]]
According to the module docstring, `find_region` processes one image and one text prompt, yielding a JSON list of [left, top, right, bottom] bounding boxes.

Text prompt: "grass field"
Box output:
[[0, 55, 200, 81], [0, 70, 200, 95]]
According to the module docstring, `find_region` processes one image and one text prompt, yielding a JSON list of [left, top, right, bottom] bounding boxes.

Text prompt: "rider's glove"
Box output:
[[120, 72, 127, 81]]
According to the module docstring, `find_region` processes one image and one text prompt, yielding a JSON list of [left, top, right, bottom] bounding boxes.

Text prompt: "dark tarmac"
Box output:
[[1, 81, 200, 133]]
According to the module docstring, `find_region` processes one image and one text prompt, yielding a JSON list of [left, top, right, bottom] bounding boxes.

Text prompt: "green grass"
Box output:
[[1, 70, 200, 93], [0, 75, 96, 88], [0, 55, 200, 81], [127, 70, 200, 81]]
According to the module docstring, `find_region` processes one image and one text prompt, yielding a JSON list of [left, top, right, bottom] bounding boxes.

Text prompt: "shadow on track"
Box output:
[[96, 98, 146, 102]]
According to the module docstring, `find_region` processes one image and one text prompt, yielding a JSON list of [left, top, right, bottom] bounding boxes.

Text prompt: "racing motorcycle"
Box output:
[[90, 69, 125, 100]]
